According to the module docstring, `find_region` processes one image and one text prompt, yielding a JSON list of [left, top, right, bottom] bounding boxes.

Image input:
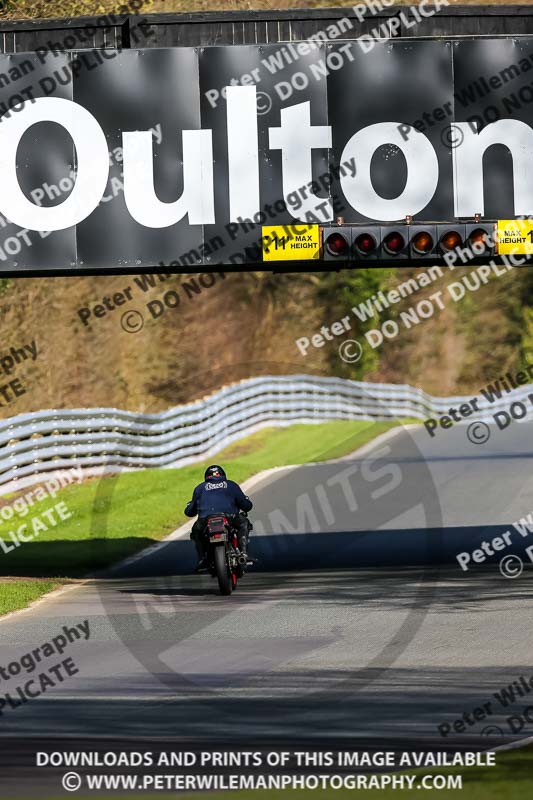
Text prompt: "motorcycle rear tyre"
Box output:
[[214, 546, 232, 595]]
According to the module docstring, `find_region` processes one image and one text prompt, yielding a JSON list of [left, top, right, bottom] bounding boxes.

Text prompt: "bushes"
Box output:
[[0, 0, 152, 21]]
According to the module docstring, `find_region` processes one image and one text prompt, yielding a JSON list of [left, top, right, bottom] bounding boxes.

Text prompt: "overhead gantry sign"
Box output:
[[1, 39, 533, 273]]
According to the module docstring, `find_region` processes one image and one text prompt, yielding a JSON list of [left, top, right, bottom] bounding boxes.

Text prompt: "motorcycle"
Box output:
[[204, 512, 253, 595]]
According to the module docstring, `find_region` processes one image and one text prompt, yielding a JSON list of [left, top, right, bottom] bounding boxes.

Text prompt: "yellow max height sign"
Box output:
[[496, 220, 533, 255], [262, 225, 321, 261]]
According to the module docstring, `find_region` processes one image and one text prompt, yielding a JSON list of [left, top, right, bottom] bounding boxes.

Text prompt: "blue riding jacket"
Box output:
[[184, 478, 253, 518]]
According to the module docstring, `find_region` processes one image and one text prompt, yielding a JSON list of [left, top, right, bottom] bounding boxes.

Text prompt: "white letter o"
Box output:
[[0, 97, 109, 231], [340, 122, 438, 220]]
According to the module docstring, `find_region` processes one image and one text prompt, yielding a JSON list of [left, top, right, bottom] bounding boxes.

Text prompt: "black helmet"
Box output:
[[204, 464, 226, 481]]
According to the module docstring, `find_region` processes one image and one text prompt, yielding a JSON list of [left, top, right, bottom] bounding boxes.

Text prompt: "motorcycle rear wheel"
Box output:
[[214, 545, 233, 595]]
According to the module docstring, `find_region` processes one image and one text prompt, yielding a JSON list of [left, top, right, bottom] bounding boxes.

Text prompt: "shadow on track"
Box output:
[[107, 524, 533, 577]]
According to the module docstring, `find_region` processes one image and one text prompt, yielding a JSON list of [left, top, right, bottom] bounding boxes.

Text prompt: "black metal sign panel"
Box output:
[[0, 39, 532, 272]]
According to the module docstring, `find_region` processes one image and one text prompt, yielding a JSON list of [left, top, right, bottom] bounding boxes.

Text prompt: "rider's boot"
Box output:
[[193, 535, 208, 573]]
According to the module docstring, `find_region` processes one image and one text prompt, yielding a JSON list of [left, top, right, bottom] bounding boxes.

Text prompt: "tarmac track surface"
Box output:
[[1, 421, 533, 792]]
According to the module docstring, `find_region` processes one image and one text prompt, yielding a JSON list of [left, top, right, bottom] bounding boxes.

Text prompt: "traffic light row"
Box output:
[[322, 224, 494, 261]]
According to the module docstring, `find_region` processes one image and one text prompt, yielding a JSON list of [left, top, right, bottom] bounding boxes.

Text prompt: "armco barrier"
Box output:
[[0, 374, 530, 488]]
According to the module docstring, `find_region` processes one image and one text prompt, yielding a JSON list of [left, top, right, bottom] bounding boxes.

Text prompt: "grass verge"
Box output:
[[0, 579, 64, 616]]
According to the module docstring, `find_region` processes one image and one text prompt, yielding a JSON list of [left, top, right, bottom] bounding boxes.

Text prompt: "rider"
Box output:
[[185, 465, 253, 572]]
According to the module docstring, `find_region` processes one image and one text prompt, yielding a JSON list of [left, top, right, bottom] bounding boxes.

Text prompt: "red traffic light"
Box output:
[[354, 232, 377, 254], [325, 232, 349, 257], [383, 231, 405, 255], [440, 230, 463, 251], [411, 231, 434, 254]]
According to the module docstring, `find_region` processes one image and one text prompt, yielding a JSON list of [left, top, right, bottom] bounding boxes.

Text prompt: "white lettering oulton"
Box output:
[[0, 88, 531, 231]]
